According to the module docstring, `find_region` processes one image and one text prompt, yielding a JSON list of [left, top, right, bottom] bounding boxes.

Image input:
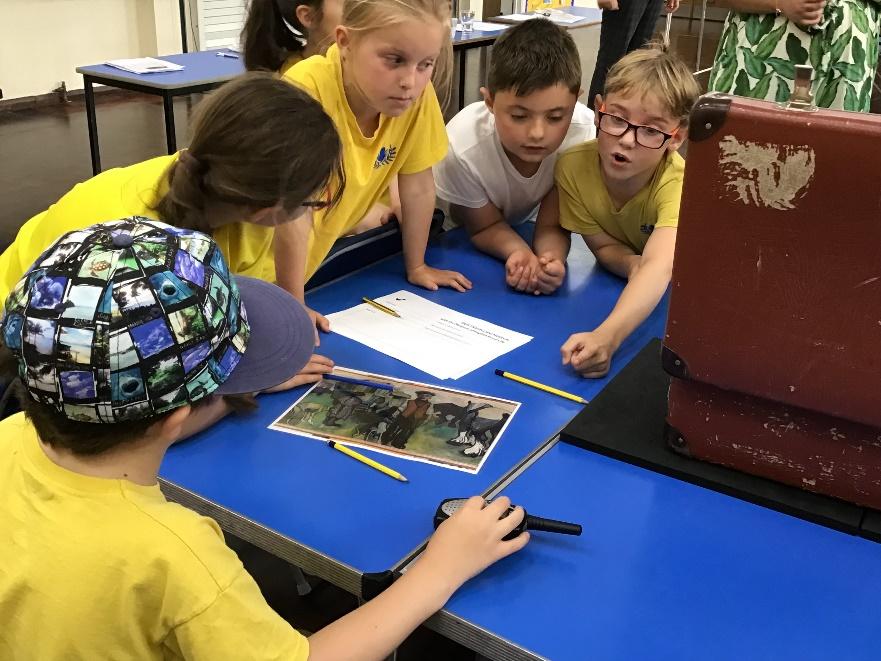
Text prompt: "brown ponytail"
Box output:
[[154, 72, 344, 232], [242, 0, 320, 71]]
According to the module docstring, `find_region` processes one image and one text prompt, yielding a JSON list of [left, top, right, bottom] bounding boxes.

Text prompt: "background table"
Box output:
[[78, 33, 508, 175], [159, 227, 666, 596], [76, 51, 244, 175], [426, 432, 881, 660], [452, 25, 509, 111]]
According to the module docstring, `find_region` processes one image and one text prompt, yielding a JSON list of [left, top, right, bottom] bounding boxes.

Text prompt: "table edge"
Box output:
[[424, 609, 549, 661], [76, 67, 237, 91], [159, 479, 363, 596]]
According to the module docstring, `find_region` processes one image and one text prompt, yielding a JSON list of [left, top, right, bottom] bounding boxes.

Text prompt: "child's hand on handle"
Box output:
[[261, 354, 335, 392], [407, 263, 473, 292], [305, 496, 528, 660], [417, 496, 530, 591], [505, 249, 541, 293], [306, 306, 331, 346], [534, 255, 566, 295], [664, 0, 680, 12], [561, 329, 619, 378]]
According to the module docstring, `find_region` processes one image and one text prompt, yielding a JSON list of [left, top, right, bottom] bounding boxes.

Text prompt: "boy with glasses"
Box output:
[[533, 46, 699, 378]]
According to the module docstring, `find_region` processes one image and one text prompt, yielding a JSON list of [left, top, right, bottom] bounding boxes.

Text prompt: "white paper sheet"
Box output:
[[104, 57, 184, 74], [501, 11, 584, 23], [325, 291, 532, 380], [455, 21, 509, 31]]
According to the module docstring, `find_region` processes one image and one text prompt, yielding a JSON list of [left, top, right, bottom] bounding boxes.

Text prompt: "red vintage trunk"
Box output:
[[664, 94, 881, 429], [667, 378, 881, 510]]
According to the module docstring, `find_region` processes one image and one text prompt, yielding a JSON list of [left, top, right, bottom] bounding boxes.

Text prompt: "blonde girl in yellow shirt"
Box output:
[[279, 0, 473, 331], [242, 0, 400, 235], [0, 72, 343, 388]]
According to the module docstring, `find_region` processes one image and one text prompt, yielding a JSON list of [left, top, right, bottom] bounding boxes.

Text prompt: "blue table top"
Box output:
[[442, 441, 881, 660], [160, 227, 667, 575], [76, 50, 244, 90]]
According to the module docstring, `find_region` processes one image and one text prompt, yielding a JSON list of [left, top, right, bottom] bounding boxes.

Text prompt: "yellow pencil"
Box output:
[[328, 440, 408, 482], [361, 297, 401, 318], [494, 369, 589, 405]]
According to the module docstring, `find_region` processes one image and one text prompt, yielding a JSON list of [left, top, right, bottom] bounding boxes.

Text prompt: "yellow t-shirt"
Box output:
[[285, 45, 448, 279], [279, 52, 303, 77], [0, 155, 276, 302], [0, 413, 309, 660], [555, 140, 684, 254]]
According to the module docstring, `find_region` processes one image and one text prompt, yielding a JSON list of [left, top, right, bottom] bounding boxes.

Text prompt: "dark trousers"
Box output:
[[588, 0, 666, 109]]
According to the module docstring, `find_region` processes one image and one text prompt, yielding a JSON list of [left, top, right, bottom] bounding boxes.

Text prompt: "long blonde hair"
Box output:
[[341, 0, 452, 106]]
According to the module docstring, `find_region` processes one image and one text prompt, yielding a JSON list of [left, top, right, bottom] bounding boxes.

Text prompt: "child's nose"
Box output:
[[618, 126, 637, 147], [400, 67, 416, 89], [527, 119, 544, 141]]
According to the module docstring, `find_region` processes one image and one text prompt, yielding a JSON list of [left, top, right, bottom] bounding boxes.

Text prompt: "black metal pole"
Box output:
[[179, 0, 189, 53]]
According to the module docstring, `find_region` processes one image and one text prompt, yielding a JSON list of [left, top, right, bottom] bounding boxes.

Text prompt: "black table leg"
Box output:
[[163, 92, 177, 154], [83, 77, 101, 175], [458, 48, 467, 111]]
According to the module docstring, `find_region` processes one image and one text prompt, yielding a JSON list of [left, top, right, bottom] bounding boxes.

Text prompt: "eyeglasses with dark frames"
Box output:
[[596, 104, 678, 150], [289, 187, 332, 216]]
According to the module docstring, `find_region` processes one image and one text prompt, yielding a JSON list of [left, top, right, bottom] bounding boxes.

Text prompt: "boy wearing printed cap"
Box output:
[[0, 218, 529, 660]]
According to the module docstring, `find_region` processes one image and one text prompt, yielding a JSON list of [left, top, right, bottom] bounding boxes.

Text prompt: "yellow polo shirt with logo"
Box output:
[[0, 413, 309, 660], [285, 45, 448, 279], [555, 140, 684, 254], [0, 155, 276, 302]]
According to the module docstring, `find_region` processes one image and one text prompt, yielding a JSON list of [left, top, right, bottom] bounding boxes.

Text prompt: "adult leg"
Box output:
[[629, 0, 666, 52], [588, 0, 652, 107]]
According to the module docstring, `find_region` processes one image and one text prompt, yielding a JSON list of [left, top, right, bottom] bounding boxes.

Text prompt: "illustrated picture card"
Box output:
[[270, 367, 520, 473]]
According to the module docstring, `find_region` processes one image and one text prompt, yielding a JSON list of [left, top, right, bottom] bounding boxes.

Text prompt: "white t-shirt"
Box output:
[[434, 100, 595, 224]]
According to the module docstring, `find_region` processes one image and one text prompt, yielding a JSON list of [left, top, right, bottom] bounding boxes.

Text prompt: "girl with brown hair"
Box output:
[[0, 72, 343, 387]]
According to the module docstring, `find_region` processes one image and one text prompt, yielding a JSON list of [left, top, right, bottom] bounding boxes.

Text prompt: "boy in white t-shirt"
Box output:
[[434, 18, 594, 293]]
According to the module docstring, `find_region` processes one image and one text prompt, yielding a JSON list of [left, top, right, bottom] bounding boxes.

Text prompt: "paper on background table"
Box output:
[[502, 11, 584, 23], [455, 21, 508, 31], [104, 57, 184, 74], [325, 291, 532, 380]]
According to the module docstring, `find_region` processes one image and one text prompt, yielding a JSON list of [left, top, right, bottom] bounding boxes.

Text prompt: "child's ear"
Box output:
[[668, 124, 688, 152], [594, 94, 603, 111], [335, 26, 350, 52], [153, 405, 192, 443], [480, 87, 494, 112], [295, 3, 316, 31]]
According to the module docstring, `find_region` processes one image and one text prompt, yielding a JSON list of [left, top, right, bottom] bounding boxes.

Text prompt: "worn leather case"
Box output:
[[664, 93, 881, 428], [667, 377, 881, 510]]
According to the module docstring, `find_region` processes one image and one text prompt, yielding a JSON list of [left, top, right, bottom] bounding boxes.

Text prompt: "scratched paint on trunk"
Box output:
[[718, 136, 815, 210]]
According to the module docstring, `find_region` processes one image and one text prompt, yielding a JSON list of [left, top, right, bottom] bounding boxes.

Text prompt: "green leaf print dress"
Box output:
[[708, 0, 881, 111]]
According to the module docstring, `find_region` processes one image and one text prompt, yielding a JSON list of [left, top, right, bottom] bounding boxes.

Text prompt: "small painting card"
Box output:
[[270, 368, 520, 473]]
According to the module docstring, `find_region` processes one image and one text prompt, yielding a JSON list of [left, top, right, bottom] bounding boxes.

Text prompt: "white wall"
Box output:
[[0, 0, 184, 100]]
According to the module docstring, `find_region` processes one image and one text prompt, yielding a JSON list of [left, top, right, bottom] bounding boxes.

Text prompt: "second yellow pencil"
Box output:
[[494, 369, 588, 405], [328, 440, 408, 482]]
